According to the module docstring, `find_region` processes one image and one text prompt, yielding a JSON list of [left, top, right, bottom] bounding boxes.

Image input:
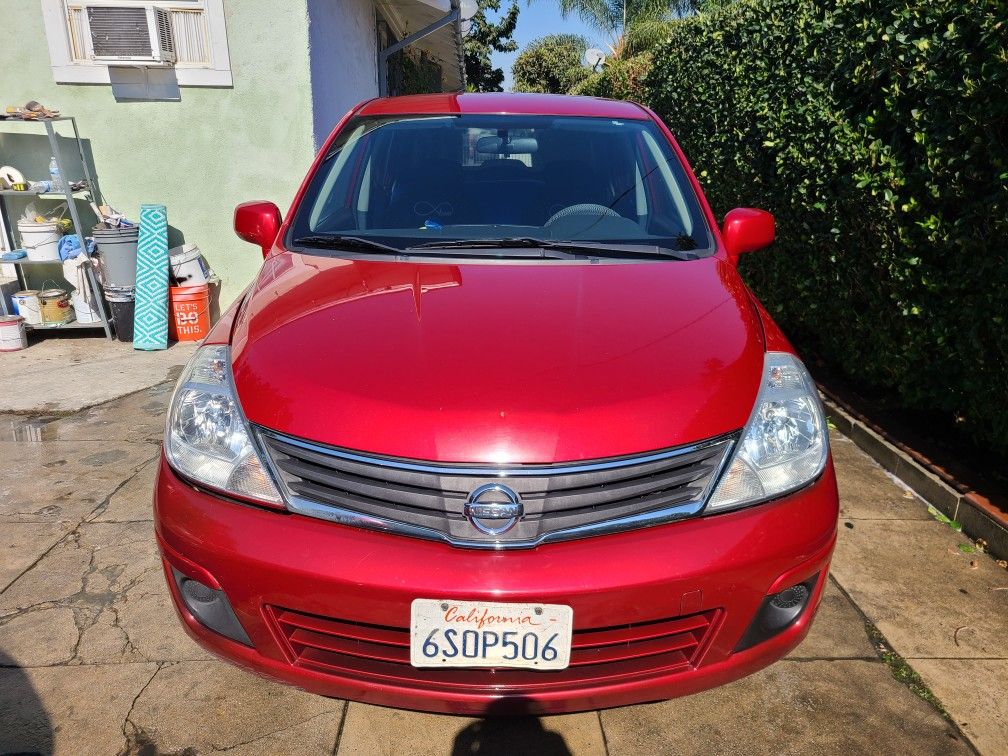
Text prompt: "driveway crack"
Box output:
[[597, 709, 610, 756], [213, 710, 339, 752], [1, 453, 157, 596], [828, 574, 981, 754], [331, 700, 348, 755], [118, 661, 165, 756]]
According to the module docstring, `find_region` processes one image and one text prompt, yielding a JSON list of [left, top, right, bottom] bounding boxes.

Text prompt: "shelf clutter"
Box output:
[[1, 107, 217, 351]]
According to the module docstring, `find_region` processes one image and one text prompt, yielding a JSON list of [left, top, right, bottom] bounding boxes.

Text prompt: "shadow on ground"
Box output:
[[452, 700, 571, 755], [0, 649, 53, 755]]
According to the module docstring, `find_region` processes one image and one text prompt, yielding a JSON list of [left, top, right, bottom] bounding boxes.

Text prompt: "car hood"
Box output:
[[231, 253, 765, 463]]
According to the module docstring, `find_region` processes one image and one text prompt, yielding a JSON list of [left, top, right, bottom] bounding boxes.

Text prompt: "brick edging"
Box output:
[[821, 393, 1008, 561]]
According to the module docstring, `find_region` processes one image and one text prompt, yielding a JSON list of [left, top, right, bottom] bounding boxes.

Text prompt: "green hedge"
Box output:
[[571, 53, 654, 101], [643, 0, 1008, 456]]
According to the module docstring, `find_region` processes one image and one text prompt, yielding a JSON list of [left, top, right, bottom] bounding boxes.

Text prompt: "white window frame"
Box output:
[[40, 0, 233, 87]]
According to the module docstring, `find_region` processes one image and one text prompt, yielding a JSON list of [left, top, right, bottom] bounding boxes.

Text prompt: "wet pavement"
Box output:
[[1, 383, 1005, 755], [0, 336, 197, 414]]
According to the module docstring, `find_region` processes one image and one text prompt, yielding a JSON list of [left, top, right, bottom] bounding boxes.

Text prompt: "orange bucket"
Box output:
[[168, 284, 210, 341]]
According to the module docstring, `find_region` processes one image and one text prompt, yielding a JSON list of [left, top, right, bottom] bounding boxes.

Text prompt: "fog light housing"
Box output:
[[770, 583, 809, 611], [736, 573, 819, 652], [171, 567, 252, 646]]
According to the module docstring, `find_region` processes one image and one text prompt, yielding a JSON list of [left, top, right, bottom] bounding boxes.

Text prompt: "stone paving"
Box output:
[[1, 383, 1005, 755]]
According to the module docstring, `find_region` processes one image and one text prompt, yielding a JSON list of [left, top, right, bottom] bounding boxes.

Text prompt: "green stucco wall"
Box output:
[[0, 0, 316, 306]]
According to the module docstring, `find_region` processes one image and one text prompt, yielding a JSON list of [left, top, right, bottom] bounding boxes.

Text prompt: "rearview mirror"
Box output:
[[722, 208, 775, 259], [234, 201, 281, 258], [476, 136, 539, 155]]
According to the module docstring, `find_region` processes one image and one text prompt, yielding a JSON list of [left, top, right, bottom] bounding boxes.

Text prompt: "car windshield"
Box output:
[[288, 114, 713, 258]]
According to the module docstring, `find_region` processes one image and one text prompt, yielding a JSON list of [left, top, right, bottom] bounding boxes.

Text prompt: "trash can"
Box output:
[[105, 285, 135, 342], [93, 225, 139, 289]]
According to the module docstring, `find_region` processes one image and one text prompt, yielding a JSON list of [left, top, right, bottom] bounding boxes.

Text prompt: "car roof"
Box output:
[[355, 93, 651, 120]]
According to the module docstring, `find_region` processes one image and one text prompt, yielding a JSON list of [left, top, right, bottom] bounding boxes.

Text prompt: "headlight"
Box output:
[[165, 345, 283, 507], [706, 352, 828, 512]]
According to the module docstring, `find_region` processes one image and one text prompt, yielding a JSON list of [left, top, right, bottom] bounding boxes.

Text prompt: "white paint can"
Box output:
[[12, 290, 42, 325], [169, 243, 211, 285], [18, 220, 61, 262], [71, 289, 102, 323], [0, 314, 27, 351]]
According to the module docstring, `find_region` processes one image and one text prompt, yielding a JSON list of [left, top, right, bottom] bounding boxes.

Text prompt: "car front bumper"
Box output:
[[154, 454, 838, 715]]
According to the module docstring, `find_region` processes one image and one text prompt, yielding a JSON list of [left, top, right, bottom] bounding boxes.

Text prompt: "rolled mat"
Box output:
[[133, 204, 169, 350]]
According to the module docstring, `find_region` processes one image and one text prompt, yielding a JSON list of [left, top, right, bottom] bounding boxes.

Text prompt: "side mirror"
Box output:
[[234, 201, 282, 258], [722, 208, 775, 259]]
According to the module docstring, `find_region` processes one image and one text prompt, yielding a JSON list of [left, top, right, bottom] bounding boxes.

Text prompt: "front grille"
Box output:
[[270, 606, 721, 693], [258, 429, 735, 548]]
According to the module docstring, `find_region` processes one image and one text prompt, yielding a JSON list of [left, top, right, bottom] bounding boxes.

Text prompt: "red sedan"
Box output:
[[155, 93, 838, 714]]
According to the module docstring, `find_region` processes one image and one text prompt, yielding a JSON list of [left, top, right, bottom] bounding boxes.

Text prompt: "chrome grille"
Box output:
[[258, 429, 735, 548]]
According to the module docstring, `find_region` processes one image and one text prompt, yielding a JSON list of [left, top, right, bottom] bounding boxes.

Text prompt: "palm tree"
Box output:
[[552, 0, 696, 58]]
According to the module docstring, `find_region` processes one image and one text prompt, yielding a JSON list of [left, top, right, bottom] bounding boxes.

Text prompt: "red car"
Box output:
[[155, 93, 838, 715]]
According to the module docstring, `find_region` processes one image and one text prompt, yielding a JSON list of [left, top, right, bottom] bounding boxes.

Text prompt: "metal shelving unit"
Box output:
[[0, 116, 113, 339]]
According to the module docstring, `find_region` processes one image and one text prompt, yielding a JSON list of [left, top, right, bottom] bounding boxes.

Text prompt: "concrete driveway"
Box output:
[[1, 358, 1005, 754]]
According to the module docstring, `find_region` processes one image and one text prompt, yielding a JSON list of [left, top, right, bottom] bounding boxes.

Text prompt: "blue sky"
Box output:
[[488, 2, 604, 91]]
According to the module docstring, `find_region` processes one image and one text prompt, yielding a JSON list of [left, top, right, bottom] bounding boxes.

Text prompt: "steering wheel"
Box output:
[[545, 203, 620, 226]]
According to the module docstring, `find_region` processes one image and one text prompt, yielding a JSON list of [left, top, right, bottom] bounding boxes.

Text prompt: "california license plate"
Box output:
[[410, 599, 573, 670]]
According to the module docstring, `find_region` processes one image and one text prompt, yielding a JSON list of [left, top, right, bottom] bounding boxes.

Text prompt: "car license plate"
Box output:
[[410, 599, 573, 670]]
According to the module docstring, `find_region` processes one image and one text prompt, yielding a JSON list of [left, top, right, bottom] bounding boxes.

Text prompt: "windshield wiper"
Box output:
[[405, 238, 595, 261], [407, 237, 698, 260], [291, 234, 401, 254]]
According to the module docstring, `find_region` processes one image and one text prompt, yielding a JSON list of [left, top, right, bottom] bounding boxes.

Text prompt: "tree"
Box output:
[[695, 0, 735, 10], [463, 0, 520, 92], [551, 0, 700, 58], [512, 35, 590, 94]]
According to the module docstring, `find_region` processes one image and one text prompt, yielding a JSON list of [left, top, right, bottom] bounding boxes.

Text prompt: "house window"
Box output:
[[41, 0, 232, 87]]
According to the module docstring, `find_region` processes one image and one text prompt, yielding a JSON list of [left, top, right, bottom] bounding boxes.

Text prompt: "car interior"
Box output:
[[302, 115, 704, 245]]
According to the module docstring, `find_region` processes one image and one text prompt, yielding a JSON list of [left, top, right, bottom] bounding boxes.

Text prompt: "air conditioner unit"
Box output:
[[86, 4, 176, 65]]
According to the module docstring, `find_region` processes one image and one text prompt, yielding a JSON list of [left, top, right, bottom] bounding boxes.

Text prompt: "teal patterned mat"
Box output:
[[133, 204, 168, 350]]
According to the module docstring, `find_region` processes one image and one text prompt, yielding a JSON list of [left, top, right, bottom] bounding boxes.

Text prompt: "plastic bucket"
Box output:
[[104, 285, 135, 342], [93, 225, 139, 288], [39, 288, 74, 325], [18, 220, 61, 262], [169, 244, 211, 286], [71, 288, 102, 323], [168, 284, 210, 342], [12, 290, 42, 325], [0, 315, 27, 351]]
